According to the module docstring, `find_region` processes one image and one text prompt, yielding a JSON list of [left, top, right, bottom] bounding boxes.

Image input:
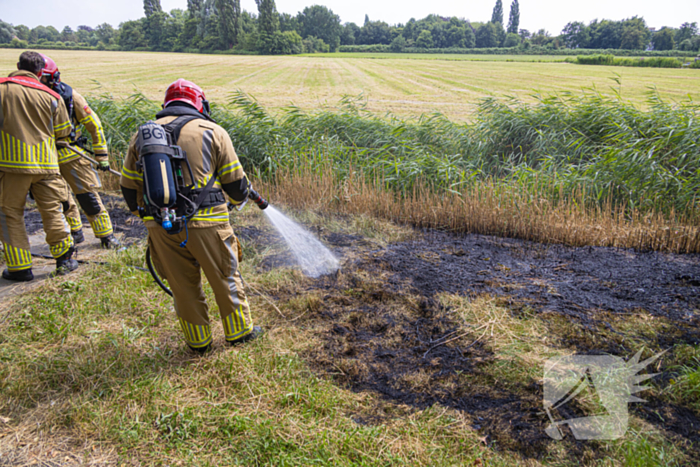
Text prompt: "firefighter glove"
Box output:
[[97, 160, 111, 171]]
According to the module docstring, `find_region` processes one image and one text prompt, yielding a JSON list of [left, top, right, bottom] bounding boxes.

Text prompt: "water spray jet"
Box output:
[[246, 189, 339, 278]]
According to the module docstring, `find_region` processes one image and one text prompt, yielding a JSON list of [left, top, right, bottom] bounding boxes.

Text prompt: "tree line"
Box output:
[[0, 0, 698, 55]]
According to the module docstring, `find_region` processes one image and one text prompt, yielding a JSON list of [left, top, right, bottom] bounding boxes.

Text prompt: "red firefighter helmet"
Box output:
[[39, 54, 60, 85], [164, 79, 210, 116]]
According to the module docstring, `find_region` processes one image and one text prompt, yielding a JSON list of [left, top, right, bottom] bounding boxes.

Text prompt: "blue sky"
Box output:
[[1, 0, 698, 35]]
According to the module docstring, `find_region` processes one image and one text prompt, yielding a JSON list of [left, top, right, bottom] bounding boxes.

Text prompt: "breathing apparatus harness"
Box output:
[[135, 108, 226, 245]]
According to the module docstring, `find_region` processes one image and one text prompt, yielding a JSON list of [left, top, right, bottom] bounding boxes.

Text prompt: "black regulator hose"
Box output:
[[145, 246, 173, 297], [248, 188, 269, 210]]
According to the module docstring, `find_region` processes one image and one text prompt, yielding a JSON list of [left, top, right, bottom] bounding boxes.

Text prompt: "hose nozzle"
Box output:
[[248, 188, 269, 210]]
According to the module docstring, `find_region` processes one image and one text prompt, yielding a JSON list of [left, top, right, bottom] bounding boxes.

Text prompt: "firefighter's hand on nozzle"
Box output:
[[97, 160, 111, 171], [248, 188, 269, 210]]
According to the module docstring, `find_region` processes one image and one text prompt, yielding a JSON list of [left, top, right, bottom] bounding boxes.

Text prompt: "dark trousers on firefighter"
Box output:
[[0, 171, 74, 271], [148, 223, 253, 349], [60, 157, 113, 238]]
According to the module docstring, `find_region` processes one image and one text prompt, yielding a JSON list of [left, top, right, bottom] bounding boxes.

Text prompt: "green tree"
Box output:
[[652, 27, 675, 51], [75, 26, 94, 44], [215, 0, 238, 48], [279, 13, 300, 33], [358, 20, 392, 45], [491, 0, 503, 27], [0, 20, 15, 44], [619, 17, 649, 50], [504, 32, 520, 47], [561, 21, 588, 48], [340, 22, 360, 45], [587, 19, 623, 49], [476, 22, 500, 48], [143, 0, 163, 17], [255, 0, 280, 54], [464, 24, 476, 48], [530, 29, 551, 46], [60, 26, 76, 43], [416, 29, 433, 48], [187, 0, 203, 14], [297, 5, 342, 51], [95, 23, 115, 45], [145, 11, 168, 49], [30, 25, 60, 43], [119, 20, 147, 50], [390, 34, 406, 52], [676, 22, 698, 44], [302, 35, 329, 53], [14, 25, 29, 41], [507, 0, 519, 34], [446, 25, 468, 48]]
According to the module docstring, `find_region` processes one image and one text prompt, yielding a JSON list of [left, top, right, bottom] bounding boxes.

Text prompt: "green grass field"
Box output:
[[1, 49, 698, 120]]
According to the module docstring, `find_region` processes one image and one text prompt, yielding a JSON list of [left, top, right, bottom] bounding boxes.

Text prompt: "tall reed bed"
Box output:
[[263, 161, 700, 253], [89, 89, 700, 252]]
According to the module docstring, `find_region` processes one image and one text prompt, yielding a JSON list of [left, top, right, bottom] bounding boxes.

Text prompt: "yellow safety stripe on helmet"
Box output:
[[222, 304, 251, 341], [0, 132, 58, 171], [3, 244, 32, 271], [90, 212, 113, 237], [219, 161, 242, 177], [49, 236, 74, 259], [121, 166, 143, 181], [178, 317, 212, 348], [66, 216, 83, 231]]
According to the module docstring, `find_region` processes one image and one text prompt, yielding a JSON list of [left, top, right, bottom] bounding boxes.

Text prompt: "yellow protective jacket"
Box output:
[[0, 70, 71, 174], [56, 87, 109, 164], [121, 111, 247, 229]]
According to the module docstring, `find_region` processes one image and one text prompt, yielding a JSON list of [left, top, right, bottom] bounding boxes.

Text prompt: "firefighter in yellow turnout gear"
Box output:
[[0, 52, 79, 281], [40, 54, 120, 249], [120, 79, 262, 352]]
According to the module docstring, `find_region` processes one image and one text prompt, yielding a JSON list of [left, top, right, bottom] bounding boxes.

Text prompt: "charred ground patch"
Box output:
[[285, 229, 700, 462]]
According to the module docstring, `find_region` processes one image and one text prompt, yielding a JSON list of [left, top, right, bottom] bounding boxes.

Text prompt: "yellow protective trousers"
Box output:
[[0, 171, 74, 271], [147, 223, 253, 349], [59, 156, 113, 238]]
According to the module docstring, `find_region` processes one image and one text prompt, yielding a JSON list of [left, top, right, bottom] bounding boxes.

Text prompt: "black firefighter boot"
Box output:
[[54, 246, 79, 276], [71, 229, 85, 245], [228, 326, 264, 346], [100, 234, 121, 250], [2, 268, 34, 282]]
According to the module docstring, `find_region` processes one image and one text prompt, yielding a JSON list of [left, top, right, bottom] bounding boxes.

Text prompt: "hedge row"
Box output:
[[574, 54, 700, 68], [338, 44, 700, 57]]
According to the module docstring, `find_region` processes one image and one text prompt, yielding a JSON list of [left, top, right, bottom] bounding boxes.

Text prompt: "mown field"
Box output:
[[1, 49, 699, 120]]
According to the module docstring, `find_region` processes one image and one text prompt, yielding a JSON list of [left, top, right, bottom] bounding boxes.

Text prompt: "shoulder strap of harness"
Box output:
[[55, 82, 75, 124], [0, 76, 62, 101], [162, 115, 200, 145], [161, 115, 223, 217]]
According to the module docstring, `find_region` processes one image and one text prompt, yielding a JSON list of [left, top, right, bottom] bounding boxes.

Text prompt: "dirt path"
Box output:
[[0, 195, 140, 304]]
